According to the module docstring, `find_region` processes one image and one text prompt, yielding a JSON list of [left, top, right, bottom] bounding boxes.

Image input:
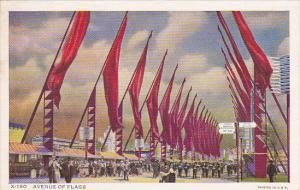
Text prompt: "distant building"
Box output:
[[9, 122, 25, 143], [31, 136, 85, 150], [101, 126, 116, 152]]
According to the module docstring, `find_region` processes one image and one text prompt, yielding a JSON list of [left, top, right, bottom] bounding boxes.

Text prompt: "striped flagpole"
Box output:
[[43, 88, 54, 152], [169, 148, 173, 160], [149, 132, 156, 161], [161, 142, 167, 161], [115, 128, 123, 155]]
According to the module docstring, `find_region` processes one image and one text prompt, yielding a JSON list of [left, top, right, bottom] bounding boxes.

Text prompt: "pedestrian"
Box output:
[[217, 163, 221, 178], [267, 160, 277, 182], [205, 163, 209, 178], [192, 163, 197, 179], [62, 157, 74, 183], [116, 161, 122, 177], [123, 160, 129, 181], [48, 156, 61, 183], [183, 162, 189, 177], [159, 162, 170, 183], [168, 168, 176, 183], [211, 163, 216, 178], [177, 162, 183, 177], [227, 164, 231, 176]]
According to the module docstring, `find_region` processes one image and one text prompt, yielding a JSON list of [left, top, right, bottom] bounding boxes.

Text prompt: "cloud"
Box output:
[[9, 11, 288, 144], [10, 17, 69, 55], [220, 11, 289, 31], [177, 53, 209, 79], [9, 58, 45, 97], [277, 37, 289, 56], [155, 12, 208, 54], [126, 30, 149, 50], [242, 12, 289, 30]]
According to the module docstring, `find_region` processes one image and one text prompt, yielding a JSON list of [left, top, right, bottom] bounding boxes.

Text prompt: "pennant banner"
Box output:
[[146, 50, 168, 140], [47, 11, 90, 108], [103, 13, 127, 132]]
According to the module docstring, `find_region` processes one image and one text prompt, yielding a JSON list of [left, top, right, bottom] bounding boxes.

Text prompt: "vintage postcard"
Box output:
[[0, 1, 299, 190]]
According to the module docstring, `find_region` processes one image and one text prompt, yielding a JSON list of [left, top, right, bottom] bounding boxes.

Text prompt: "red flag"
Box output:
[[218, 27, 251, 94], [129, 32, 152, 138], [47, 12, 90, 108], [146, 50, 168, 140], [103, 12, 127, 132], [192, 100, 201, 152], [177, 87, 192, 151], [183, 94, 197, 152], [160, 64, 178, 145], [169, 78, 186, 148], [216, 11, 252, 93], [232, 11, 273, 89]]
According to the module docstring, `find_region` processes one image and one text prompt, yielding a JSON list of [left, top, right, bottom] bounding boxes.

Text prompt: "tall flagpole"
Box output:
[[123, 50, 168, 151], [70, 12, 128, 148], [145, 64, 179, 142], [21, 12, 76, 144], [101, 31, 153, 151]]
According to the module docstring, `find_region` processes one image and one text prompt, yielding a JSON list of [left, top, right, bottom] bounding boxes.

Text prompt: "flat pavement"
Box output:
[[9, 172, 234, 183]]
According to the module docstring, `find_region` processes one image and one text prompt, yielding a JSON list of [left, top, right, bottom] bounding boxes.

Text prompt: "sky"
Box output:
[[9, 11, 289, 147]]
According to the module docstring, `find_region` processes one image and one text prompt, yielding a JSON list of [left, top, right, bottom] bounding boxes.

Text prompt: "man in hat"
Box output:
[[48, 155, 61, 183], [267, 160, 277, 182], [62, 157, 74, 183], [122, 160, 129, 181]]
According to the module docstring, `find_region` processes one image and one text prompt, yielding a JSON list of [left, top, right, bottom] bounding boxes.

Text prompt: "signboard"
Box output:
[[239, 122, 256, 128], [135, 138, 144, 148], [270, 55, 290, 94], [218, 122, 235, 129], [219, 128, 235, 134], [79, 127, 93, 141]]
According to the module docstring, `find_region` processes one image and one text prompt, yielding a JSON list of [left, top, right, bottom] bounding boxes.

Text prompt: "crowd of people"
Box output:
[[28, 156, 239, 183], [47, 156, 152, 183], [151, 160, 238, 182]]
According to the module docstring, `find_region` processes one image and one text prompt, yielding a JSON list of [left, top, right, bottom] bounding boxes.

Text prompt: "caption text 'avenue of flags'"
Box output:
[[47, 11, 90, 108]]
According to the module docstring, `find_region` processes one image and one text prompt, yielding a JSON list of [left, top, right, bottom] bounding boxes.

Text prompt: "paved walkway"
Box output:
[[10, 173, 233, 183]]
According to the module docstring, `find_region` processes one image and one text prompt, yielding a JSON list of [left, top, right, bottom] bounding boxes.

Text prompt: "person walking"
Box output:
[[267, 160, 277, 182], [192, 163, 197, 179], [183, 163, 189, 177], [177, 162, 183, 177], [217, 163, 221, 178], [159, 162, 170, 183], [168, 168, 176, 183], [61, 157, 74, 183], [122, 160, 129, 181], [48, 156, 61, 183]]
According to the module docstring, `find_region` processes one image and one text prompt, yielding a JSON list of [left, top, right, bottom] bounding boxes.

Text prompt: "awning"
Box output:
[[58, 148, 100, 159], [9, 142, 51, 155], [98, 152, 124, 160], [123, 153, 139, 161]]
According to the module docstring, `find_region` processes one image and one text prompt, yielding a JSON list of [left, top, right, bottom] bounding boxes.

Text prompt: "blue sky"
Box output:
[[9, 11, 289, 145]]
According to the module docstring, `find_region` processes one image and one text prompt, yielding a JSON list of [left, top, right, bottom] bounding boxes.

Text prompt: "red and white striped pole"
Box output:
[[161, 142, 167, 161]]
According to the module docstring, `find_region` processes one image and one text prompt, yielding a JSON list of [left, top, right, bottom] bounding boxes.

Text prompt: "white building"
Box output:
[[101, 126, 116, 152], [31, 136, 85, 150]]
